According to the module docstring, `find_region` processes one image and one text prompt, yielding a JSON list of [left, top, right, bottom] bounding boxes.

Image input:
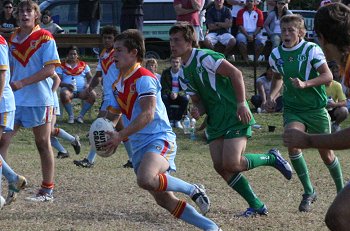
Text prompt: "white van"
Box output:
[[39, 0, 176, 59]]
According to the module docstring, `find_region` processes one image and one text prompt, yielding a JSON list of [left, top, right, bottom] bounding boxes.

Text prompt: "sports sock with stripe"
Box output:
[[244, 153, 276, 170], [290, 152, 314, 195], [157, 173, 194, 195], [326, 156, 344, 193]]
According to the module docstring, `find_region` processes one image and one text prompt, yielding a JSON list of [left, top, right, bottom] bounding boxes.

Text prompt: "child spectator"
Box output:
[[145, 58, 161, 79], [40, 10, 64, 34]]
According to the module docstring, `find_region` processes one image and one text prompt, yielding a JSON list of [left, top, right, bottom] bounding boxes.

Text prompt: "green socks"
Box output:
[[327, 156, 344, 193], [244, 153, 276, 170], [290, 153, 314, 195], [227, 173, 264, 209]]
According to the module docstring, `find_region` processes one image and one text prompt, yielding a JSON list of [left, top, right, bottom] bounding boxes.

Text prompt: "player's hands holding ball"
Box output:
[[103, 130, 122, 155]]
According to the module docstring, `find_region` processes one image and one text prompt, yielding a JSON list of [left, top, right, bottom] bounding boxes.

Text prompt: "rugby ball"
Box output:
[[89, 118, 116, 157]]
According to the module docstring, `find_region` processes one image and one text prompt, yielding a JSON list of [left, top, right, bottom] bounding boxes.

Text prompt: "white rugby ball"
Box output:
[[89, 118, 116, 157]]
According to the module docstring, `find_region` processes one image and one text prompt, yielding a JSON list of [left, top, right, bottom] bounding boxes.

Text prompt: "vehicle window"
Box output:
[[143, 3, 176, 21], [49, 3, 78, 26]]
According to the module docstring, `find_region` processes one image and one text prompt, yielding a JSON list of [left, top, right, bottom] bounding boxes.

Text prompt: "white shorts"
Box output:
[[0, 110, 15, 132], [205, 32, 234, 46]]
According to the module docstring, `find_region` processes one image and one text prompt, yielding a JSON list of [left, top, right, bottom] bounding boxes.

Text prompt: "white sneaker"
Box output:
[[0, 196, 5, 209], [25, 190, 53, 202], [76, 116, 84, 124], [190, 184, 211, 215], [68, 116, 74, 124], [175, 120, 183, 129], [6, 175, 27, 205]]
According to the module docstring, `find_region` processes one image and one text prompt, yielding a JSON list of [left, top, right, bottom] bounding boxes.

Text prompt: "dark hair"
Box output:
[[16, 0, 41, 25], [274, 3, 289, 19], [115, 29, 145, 62], [67, 45, 79, 54], [3, 0, 13, 7], [101, 25, 119, 38], [314, 2, 350, 84], [169, 22, 199, 48], [42, 10, 51, 17]]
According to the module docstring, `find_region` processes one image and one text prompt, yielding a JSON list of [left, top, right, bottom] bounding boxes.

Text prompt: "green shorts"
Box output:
[[283, 108, 331, 134], [207, 126, 252, 143]]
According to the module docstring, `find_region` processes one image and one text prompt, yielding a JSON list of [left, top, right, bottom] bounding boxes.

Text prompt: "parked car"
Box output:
[[39, 0, 176, 59]]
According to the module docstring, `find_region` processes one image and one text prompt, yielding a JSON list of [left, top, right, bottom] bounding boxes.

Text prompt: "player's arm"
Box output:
[[216, 59, 251, 124], [11, 64, 56, 91], [190, 0, 201, 11], [283, 128, 350, 150], [0, 70, 6, 100], [290, 63, 332, 89], [87, 71, 102, 92], [174, 3, 196, 15], [269, 72, 283, 101], [51, 72, 61, 92], [190, 94, 206, 119]]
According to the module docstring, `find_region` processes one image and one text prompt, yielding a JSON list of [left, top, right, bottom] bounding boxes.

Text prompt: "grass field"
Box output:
[[1, 61, 349, 231]]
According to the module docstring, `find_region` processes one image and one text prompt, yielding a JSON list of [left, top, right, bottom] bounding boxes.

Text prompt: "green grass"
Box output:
[[1, 61, 349, 230]]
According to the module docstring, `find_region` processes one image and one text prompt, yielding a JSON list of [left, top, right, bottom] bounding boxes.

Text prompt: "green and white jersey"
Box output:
[[180, 48, 255, 140], [269, 40, 328, 112]]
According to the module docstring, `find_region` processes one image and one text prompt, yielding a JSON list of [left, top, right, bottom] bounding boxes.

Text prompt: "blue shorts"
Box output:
[[0, 110, 15, 132], [15, 106, 53, 128], [132, 139, 177, 174]]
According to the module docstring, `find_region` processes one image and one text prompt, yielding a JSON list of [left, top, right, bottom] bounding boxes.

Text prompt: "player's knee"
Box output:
[[136, 176, 155, 191]]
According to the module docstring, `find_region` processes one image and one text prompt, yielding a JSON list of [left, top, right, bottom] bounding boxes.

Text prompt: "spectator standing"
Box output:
[[174, 0, 204, 42], [264, 0, 292, 48], [204, 0, 236, 58], [77, 0, 100, 34], [161, 56, 189, 129], [0, 0, 17, 33], [236, 0, 265, 63], [120, 0, 144, 32], [251, 65, 283, 112], [40, 10, 64, 34], [227, 0, 245, 37]]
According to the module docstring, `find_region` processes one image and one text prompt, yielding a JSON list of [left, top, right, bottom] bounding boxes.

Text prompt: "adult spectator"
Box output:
[[40, 10, 64, 34], [264, 0, 292, 48], [203, 0, 236, 58], [120, 0, 144, 32], [0, 0, 17, 33], [250, 65, 282, 112], [266, 0, 276, 13], [161, 56, 189, 129], [236, 0, 265, 63], [227, 0, 245, 37], [57, 46, 96, 124], [77, 0, 100, 34], [174, 0, 204, 42]]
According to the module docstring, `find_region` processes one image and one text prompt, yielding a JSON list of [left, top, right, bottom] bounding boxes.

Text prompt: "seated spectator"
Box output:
[[57, 46, 96, 124], [264, 0, 292, 48], [0, 0, 18, 33], [236, 0, 265, 62], [227, 0, 245, 37], [40, 10, 64, 34], [161, 56, 189, 129], [145, 58, 161, 79], [203, 0, 236, 58], [326, 61, 349, 132], [266, 0, 276, 13], [251, 65, 282, 112]]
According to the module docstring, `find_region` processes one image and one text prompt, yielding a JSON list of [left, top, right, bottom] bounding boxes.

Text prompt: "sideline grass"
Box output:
[[1, 61, 349, 231]]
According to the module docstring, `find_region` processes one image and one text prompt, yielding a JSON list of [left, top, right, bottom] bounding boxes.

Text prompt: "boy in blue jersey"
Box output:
[[0, 0, 60, 202], [103, 29, 222, 231], [0, 33, 27, 207]]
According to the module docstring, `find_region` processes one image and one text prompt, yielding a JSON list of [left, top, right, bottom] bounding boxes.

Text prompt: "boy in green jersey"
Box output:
[[169, 21, 293, 217], [267, 14, 344, 212], [283, 3, 350, 230]]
